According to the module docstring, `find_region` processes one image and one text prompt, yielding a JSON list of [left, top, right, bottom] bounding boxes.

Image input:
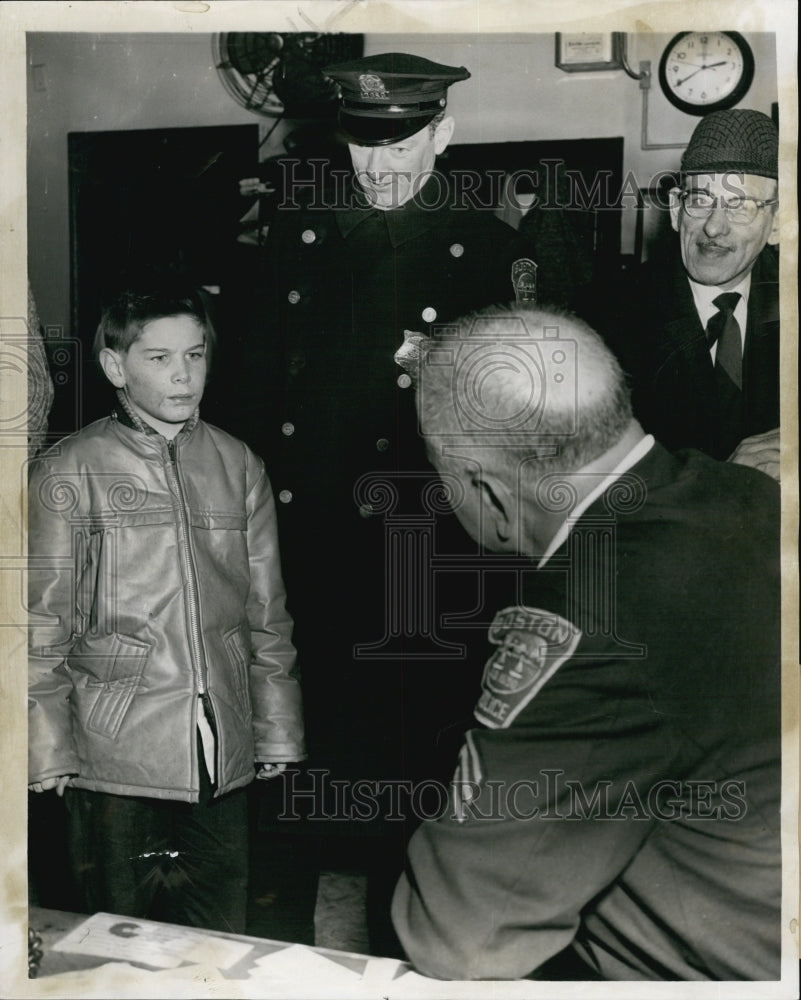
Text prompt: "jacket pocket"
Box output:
[[80, 634, 150, 740], [223, 623, 253, 722]]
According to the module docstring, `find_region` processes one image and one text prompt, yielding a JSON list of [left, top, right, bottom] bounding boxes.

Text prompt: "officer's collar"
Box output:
[[334, 174, 449, 247]]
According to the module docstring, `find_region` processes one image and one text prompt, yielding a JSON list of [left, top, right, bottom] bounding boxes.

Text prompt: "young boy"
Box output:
[[28, 286, 306, 933]]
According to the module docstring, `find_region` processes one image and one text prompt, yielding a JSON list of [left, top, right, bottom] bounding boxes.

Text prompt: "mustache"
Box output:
[[696, 240, 733, 251]]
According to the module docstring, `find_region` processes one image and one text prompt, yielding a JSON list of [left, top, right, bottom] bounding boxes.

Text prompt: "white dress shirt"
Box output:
[[687, 274, 751, 362]]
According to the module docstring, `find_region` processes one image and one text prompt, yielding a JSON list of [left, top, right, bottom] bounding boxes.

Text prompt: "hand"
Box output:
[[28, 775, 73, 796], [255, 762, 288, 781], [728, 428, 780, 482], [394, 329, 427, 376], [239, 177, 271, 197]]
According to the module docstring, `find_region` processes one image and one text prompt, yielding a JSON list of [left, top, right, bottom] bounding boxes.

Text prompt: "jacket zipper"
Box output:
[[166, 437, 215, 768]]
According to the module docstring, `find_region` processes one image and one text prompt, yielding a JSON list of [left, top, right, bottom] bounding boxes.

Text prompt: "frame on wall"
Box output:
[[555, 32, 624, 72]]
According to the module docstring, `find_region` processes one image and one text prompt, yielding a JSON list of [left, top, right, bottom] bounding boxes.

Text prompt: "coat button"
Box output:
[[301, 229, 316, 244], [422, 307, 437, 323], [278, 490, 293, 504], [376, 438, 389, 452], [281, 422, 295, 436], [397, 373, 412, 389], [450, 243, 464, 257], [288, 290, 301, 304]]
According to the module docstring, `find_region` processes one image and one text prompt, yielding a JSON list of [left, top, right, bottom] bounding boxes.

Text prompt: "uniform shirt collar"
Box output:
[[334, 174, 447, 247], [333, 180, 377, 238], [537, 434, 656, 568]]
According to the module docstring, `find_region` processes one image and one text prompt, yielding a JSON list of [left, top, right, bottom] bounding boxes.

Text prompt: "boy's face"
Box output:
[[100, 315, 207, 438]]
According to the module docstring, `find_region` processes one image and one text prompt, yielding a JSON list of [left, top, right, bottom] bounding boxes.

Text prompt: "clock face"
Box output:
[[658, 32, 755, 115]]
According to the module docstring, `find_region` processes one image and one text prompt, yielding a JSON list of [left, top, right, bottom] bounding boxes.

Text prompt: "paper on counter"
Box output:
[[52, 911, 253, 970], [359, 957, 405, 986], [251, 943, 363, 984]]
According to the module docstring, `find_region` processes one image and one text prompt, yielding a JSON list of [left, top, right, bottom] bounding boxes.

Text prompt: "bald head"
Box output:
[[417, 305, 633, 476]]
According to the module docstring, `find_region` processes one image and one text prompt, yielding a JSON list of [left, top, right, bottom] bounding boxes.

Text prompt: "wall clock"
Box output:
[[658, 32, 754, 115]]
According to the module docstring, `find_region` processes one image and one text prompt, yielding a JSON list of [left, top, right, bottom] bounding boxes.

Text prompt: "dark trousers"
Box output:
[[64, 759, 249, 934]]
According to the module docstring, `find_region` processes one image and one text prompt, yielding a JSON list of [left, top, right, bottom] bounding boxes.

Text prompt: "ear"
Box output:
[[433, 115, 456, 156], [478, 474, 515, 547], [668, 186, 682, 233], [99, 347, 127, 389], [766, 204, 780, 246]]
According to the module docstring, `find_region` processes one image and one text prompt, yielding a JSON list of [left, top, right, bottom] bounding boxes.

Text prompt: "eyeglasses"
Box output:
[[678, 190, 779, 225]]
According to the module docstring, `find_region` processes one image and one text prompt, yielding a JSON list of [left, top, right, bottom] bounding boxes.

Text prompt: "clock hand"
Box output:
[[676, 60, 730, 86], [675, 67, 706, 86]]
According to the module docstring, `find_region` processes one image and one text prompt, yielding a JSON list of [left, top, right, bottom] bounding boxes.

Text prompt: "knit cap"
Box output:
[[681, 109, 778, 178]]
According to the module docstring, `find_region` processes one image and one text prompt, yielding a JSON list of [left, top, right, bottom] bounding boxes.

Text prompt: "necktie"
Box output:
[[706, 292, 742, 390]]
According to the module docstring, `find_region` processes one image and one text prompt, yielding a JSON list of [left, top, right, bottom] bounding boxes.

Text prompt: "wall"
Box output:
[[27, 32, 290, 340], [27, 30, 778, 337]]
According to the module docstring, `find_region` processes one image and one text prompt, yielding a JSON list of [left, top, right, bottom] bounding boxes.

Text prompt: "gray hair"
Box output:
[[417, 304, 632, 476]]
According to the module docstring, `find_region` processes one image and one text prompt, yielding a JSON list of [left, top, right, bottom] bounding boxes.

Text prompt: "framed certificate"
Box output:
[[555, 32, 624, 72]]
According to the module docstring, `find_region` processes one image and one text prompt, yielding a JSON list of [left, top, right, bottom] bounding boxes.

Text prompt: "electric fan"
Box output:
[[213, 32, 364, 120]]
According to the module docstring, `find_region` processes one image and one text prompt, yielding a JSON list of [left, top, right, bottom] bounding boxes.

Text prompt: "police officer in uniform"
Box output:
[[258, 54, 536, 784], [232, 54, 539, 949]]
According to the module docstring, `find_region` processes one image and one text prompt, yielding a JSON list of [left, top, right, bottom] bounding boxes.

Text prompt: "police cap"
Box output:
[[323, 52, 470, 146]]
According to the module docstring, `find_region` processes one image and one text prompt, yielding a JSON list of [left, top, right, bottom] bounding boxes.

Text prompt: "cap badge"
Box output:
[[359, 73, 389, 99]]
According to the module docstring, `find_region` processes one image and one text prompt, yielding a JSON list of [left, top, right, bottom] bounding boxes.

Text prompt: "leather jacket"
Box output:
[[28, 408, 306, 801]]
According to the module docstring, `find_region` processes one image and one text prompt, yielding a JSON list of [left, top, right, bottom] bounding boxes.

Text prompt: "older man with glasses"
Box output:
[[583, 109, 780, 479]]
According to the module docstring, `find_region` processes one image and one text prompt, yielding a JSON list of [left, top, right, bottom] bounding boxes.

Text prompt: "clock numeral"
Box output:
[[677, 51, 686, 60], [701, 92, 707, 99], [700, 35, 708, 44]]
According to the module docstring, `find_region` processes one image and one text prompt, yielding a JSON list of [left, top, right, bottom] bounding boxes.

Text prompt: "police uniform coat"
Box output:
[[246, 175, 534, 776], [264, 177, 533, 523], [392, 443, 780, 980]]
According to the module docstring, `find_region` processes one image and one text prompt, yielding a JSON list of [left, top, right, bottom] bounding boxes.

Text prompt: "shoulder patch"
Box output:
[[474, 606, 581, 729]]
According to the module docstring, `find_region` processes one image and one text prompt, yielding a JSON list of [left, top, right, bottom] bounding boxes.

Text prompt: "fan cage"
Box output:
[[213, 32, 364, 119]]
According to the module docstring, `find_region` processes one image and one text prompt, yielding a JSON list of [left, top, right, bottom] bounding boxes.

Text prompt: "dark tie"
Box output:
[[706, 291, 742, 390]]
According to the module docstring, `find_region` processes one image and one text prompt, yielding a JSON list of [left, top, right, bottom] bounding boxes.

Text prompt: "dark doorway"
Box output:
[[65, 123, 259, 429]]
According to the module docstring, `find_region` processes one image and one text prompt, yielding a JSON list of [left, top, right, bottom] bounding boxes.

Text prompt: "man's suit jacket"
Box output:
[[582, 245, 779, 460]]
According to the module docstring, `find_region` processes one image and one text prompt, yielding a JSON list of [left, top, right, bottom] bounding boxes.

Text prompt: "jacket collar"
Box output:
[[334, 174, 450, 248], [537, 435, 656, 567], [746, 245, 780, 337], [112, 389, 199, 440]]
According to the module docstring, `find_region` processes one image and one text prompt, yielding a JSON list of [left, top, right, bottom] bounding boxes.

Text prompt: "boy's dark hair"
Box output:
[[93, 285, 216, 363]]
